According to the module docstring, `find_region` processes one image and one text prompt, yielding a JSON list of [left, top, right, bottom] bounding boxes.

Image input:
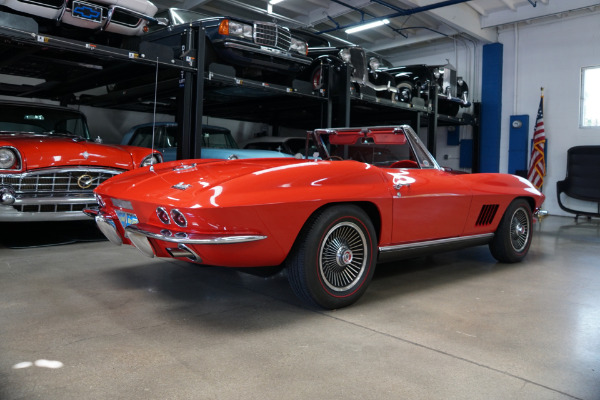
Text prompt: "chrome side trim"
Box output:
[[379, 233, 494, 253], [378, 233, 494, 263], [125, 224, 267, 245]]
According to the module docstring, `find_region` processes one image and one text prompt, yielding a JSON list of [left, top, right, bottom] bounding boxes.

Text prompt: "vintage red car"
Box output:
[[90, 125, 545, 309], [0, 101, 162, 221]]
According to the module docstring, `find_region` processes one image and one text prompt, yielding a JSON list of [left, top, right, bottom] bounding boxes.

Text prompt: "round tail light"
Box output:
[[170, 209, 187, 227], [156, 207, 170, 225]]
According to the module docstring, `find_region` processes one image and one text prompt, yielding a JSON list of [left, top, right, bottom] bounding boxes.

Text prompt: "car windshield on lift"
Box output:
[[0, 104, 90, 139]]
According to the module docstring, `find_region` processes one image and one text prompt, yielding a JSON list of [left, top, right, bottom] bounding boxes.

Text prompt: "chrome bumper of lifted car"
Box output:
[[224, 41, 312, 65]]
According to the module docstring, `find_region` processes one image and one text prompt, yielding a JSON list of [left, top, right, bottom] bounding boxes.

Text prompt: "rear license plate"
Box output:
[[116, 210, 139, 229], [71, 1, 103, 23]]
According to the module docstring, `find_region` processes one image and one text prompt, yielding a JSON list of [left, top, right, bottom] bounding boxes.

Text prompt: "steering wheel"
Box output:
[[390, 160, 418, 168]]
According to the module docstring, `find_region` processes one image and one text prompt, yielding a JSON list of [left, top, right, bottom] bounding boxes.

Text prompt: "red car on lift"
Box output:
[[90, 125, 545, 309]]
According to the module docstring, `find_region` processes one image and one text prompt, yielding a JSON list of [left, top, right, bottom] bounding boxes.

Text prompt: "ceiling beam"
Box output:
[[481, 0, 600, 27], [394, 0, 497, 43]]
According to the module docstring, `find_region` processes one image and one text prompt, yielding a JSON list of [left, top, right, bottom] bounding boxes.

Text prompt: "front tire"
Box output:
[[489, 199, 533, 263], [286, 205, 377, 309]]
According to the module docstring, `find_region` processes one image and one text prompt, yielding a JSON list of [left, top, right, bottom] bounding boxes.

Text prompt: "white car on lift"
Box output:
[[1, 0, 158, 37]]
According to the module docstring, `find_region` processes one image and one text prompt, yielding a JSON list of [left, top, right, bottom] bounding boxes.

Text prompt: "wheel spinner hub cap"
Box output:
[[336, 245, 353, 267], [319, 221, 368, 292]]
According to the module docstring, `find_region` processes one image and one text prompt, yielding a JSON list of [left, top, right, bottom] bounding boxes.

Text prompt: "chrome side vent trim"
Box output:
[[476, 204, 499, 226]]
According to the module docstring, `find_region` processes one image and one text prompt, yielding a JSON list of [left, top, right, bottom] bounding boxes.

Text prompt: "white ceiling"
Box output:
[[151, 0, 600, 60]]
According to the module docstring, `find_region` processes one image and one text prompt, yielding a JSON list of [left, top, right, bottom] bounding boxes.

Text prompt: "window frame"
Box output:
[[580, 65, 600, 129]]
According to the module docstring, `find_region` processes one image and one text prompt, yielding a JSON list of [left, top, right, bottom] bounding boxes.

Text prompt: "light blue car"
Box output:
[[121, 122, 293, 161]]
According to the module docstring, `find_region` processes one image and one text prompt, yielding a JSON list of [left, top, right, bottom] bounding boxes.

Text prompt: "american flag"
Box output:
[[527, 94, 546, 189]]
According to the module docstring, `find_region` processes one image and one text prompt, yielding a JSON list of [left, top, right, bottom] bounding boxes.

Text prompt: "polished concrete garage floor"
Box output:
[[0, 215, 599, 400]]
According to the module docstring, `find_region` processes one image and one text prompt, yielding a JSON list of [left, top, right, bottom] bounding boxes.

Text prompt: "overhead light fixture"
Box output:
[[269, 0, 284, 4], [345, 19, 390, 34]]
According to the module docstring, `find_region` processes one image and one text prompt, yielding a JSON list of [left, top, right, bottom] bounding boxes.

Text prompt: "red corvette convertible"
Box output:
[[91, 125, 545, 309]]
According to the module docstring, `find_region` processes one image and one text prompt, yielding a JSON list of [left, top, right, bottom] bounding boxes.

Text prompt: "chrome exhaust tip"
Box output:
[[166, 244, 201, 262]]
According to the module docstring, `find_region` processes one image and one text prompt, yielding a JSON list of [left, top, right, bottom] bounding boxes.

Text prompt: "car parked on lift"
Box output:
[[0, 0, 159, 39], [292, 29, 396, 98], [131, 8, 312, 85], [381, 63, 470, 116], [122, 122, 293, 161], [90, 124, 545, 309], [0, 101, 162, 222]]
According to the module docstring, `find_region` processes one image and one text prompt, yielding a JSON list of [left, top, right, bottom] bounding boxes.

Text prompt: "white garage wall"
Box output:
[[499, 12, 600, 216], [389, 11, 600, 216]]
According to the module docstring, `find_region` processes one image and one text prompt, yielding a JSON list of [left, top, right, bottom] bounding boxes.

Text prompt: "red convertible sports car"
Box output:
[[90, 125, 545, 309]]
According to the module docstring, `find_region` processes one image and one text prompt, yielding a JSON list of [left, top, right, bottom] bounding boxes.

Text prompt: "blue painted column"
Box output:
[[480, 43, 503, 172]]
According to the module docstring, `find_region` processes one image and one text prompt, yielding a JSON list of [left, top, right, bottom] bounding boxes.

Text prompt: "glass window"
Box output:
[[580, 66, 600, 128]]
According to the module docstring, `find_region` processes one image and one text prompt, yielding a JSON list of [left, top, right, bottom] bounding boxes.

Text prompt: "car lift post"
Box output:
[[177, 27, 205, 160]]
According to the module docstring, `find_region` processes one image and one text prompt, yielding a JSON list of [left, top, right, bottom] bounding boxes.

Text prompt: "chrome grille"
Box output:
[[1, 169, 120, 193], [254, 23, 292, 51], [15, 202, 99, 213]]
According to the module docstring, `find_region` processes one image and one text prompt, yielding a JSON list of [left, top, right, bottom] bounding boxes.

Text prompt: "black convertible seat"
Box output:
[[556, 145, 600, 218]]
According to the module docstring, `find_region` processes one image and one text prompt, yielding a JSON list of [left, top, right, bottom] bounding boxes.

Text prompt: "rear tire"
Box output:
[[286, 205, 377, 309], [489, 199, 533, 263], [394, 82, 414, 103]]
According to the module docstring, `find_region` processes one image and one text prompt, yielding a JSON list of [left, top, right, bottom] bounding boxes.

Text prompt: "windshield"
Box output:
[[0, 104, 91, 139], [315, 126, 438, 169]]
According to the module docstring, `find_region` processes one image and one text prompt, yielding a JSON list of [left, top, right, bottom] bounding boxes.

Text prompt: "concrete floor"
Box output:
[[0, 215, 599, 400]]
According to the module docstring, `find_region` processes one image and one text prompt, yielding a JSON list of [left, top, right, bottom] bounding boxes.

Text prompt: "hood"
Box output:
[[0, 134, 136, 170]]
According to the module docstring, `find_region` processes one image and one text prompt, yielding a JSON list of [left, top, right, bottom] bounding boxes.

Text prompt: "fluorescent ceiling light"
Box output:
[[345, 19, 390, 34], [269, 0, 284, 4]]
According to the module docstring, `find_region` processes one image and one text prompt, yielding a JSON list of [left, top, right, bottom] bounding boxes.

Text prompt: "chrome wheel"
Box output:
[[510, 207, 530, 252], [489, 199, 533, 263], [286, 205, 377, 309], [319, 221, 368, 292]]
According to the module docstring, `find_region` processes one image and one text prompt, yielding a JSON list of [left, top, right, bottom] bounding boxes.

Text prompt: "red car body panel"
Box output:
[[0, 135, 156, 171]]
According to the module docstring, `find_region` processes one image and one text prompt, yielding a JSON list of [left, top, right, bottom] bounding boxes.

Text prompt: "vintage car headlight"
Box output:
[[220, 19, 253, 39], [0, 147, 20, 170], [140, 153, 163, 168], [290, 38, 308, 55], [369, 57, 382, 71], [339, 48, 352, 63]]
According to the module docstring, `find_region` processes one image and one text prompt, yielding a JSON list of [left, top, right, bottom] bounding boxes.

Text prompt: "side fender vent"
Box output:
[[476, 204, 499, 226]]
